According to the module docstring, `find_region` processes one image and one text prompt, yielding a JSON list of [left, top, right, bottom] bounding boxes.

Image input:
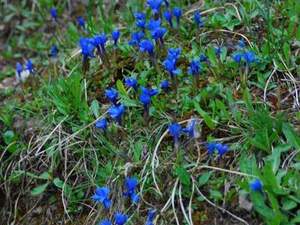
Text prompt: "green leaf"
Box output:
[[175, 166, 190, 186], [116, 79, 128, 96], [53, 178, 64, 189], [266, 144, 291, 173], [31, 183, 49, 196], [3, 130, 15, 145], [194, 102, 216, 129], [282, 123, 300, 149], [282, 199, 297, 211], [198, 172, 212, 186], [90, 100, 100, 118]]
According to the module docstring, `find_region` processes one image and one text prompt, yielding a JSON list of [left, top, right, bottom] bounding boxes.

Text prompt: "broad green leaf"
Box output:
[[194, 102, 216, 129], [175, 166, 190, 186], [198, 171, 212, 186], [90, 100, 100, 118], [53, 178, 64, 189], [282, 123, 300, 149], [31, 183, 49, 196]]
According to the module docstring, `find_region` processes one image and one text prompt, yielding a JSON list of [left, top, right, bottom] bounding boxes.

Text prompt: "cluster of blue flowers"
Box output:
[[92, 177, 156, 225], [232, 40, 257, 64], [15, 60, 34, 82], [206, 142, 229, 157]]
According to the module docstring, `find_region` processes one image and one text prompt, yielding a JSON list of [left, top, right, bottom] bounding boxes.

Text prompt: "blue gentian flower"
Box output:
[[249, 179, 263, 192], [93, 33, 107, 53], [50, 7, 57, 21], [167, 48, 181, 61], [199, 53, 208, 62], [125, 77, 138, 90], [79, 37, 95, 60], [164, 11, 173, 27], [160, 80, 169, 91], [114, 212, 128, 225], [151, 27, 167, 43], [182, 120, 196, 138], [216, 143, 228, 157], [173, 7, 182, 25], [206, 142, 217, 155], [147, 0, 164, 14], [139, 40, 154, 55], [164, 0, 169, 7], [77, 16, 85, 28], [147, 19, 161, 31], [26, 60, 34, 73], [163, 58, 180, 77], [95, 118, 108, 131], [188, 59, 201, 76], [108, 104, 125, 123], [243, 51, 256, 64], [134, 12, 146, 29], [238, 39, 246, 48], [91, 187, 111, 209], [215, 47, 222, 56], [16, 62, 23, 76], [124, 177, 139, 204], [194, 11, 204, 27], [206, 142, 229, 157], [168, 122, 182, 144], [98, 219, 112, 225], [128, 31, 144, 46], [140, 87, 158, 107], [50, 45, 58, 58], [233, 52, 242, 63], [105, 88, 119, 104], [146, 209, 156, 225], [112, 29, 120, 45]]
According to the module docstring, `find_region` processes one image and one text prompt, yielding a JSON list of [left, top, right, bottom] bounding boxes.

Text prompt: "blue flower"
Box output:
[[112, 29, 120, 45], [167, 48, 181, 61], [164, 11, 173, 27], [79, 37, 95, 60], [146, 209, 156, 225], [16, 62, 23, 76], [160, 80, 169, 91], [105, 88, 119, 104], [188, 59, 201, 76], [238, 39, 246, 48], [98, 219, 112, 225], [199, 53, 208, 62], [26, 59, 33, 73], [140, 87, 158, 107], [206, 142, 229, 157], [194, 11, 204, 27], [139, 40, 154, 55], [249, 179, 263, 192], [215, 47, 222, 56], [91, 187, 111, 209], [124, 177, 139, 204], [128, 31, 144, 46], [77, 16, 85, 28], [134, 12, 146, 29], [168, 122, 182, 143], [147, 19, 161, 31], [163, 58, 180, 77], [173, 7, 182, 25], [243, 51, 256, 64], [147, 0, 164, 14], [182, 120, 196, 138], [108, 104, 125, 123], [125, 77, 138, 90], [216, 143, 228, 157], [233, 52, 242, 63], [95, 118, 108, 131], [50, 7, 57, 20], [50, 45, 58, 58], [164, 0, 169, 7], [206, 142, 217, 155], [93, 33, 107, 52], [114, 212, 128, 225], [151, 27, 167, 42]]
